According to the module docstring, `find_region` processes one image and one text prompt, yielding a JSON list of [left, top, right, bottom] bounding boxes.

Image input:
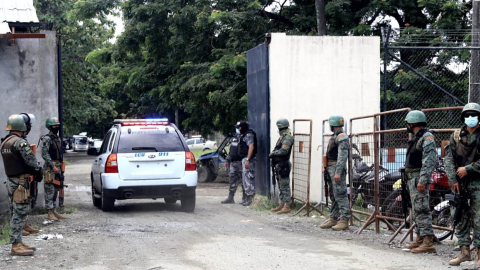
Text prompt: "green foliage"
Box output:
[[40, 0, 474, 135], [34, 0, 117, 138], [0, 219, 9, 245]]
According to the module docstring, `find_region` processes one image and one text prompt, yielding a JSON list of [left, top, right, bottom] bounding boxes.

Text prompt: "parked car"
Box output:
[[185, 137, 217, 151], [87, 139, 103, 155], [89, 118, 197, 212], [72, 135, 88, 152], [196, 135, 232, 182]]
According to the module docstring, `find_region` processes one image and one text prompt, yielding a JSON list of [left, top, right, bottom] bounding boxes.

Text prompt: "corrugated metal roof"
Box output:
[[0, 21, 10, 34], [0, 0, 39, 23]]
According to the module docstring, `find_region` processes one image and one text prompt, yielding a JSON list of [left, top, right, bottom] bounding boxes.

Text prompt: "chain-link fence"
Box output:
[[381, 27, 475, 130]]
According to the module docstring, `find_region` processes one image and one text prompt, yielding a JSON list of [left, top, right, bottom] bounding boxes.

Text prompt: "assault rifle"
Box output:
[[399, 167, 410, 228], [323, 155, 330, 207], [52, 162, 66, 207], [29, 144, 40, 209], [271, 162, 277, 197], [446, 177, 470, 240]]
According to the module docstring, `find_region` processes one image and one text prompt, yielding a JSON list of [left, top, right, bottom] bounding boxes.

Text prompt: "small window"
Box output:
[[186, 140, 194, 145], [108, 131, 116, 152], [100, 131, 113, 154]]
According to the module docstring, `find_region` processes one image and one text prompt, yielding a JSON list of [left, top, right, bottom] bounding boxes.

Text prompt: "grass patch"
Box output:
[[251, 195, 277, 211], [191, 149, 214, 160], [60, 207, 78, 214], [0, 220, 10, 245]]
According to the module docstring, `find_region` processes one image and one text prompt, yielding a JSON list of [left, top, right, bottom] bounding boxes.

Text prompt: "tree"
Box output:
[[34, 0, 117, 137]]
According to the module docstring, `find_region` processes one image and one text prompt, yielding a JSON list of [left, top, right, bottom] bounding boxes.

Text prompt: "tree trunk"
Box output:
[[315, 0, 327, 36]]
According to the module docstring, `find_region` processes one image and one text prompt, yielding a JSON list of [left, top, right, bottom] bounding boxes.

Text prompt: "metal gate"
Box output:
[[247, 43, 270, 196], [291, 119, 321, 216]]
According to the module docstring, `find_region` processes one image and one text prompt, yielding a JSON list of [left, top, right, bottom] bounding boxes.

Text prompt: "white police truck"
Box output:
[[89, 119, 197, 212]]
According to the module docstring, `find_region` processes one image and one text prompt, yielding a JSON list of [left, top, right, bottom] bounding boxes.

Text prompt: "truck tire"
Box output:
[[197, 166, 215, 183]]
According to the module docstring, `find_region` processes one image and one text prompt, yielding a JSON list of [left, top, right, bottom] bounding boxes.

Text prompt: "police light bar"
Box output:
[[113, 119, 170, 126]]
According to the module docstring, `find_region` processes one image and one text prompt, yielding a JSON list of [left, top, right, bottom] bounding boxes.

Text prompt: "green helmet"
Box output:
[[45, 117, 60, 128], [276, 118, 289, 129], [328, 115, 344, 127], [461, 103, 480, 119], [405, 110, 427, 124], [6, 114, 27, 131]]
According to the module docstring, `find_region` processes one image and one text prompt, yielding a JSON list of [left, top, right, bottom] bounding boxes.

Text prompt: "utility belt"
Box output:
[[45, 160, 61, 184], [326, 160, 337, 166], [11, 174, 31, 204], [404, 168, 421, 180]]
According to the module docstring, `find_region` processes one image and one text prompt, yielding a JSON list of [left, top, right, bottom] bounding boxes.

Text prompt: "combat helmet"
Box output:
[[276, 118, 289, 129], [5, 114, 27, 131], [45, 117, 60, 128], [405, 110, 427, 124], [461, 103, 480, 119], [328, 115, 344, 127]]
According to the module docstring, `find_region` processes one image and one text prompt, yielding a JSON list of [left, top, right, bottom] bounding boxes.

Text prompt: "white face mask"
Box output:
[[465, 116, 479, 128]]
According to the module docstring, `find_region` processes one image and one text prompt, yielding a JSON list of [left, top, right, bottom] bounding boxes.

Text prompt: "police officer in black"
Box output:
[[221, 132, 245, 204], [235, 121, 257, 206]]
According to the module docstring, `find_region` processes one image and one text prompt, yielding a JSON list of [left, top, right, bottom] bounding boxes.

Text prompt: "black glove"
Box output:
[[34, 167, 43, 182]]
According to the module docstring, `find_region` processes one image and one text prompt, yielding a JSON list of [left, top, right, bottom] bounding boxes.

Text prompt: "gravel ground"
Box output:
[[0, 151, 463, 270]]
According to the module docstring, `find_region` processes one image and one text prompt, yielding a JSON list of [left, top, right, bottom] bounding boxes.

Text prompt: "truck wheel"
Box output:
[[197, 166, 214, 183], [92, 182, 101, 208], [181, 192, 196, 212]]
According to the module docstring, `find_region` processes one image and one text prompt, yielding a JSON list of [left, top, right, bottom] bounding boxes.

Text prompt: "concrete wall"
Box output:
[[0, 31, 58, 213], [268, 33, 380, 202]]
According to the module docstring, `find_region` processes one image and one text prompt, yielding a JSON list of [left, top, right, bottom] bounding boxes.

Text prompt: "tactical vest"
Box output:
[[272, 134, 293, 162], [451, 127, 480, 170], [229, 136, 242, 161], [326, 134, 342, 161], [0, 135, 32, 176], [405, 129, 428, 169], [46, 134, 61, 161], [238, 130, 257, 159]]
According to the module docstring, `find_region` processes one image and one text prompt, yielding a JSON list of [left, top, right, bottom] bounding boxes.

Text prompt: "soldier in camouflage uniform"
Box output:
[[445, 103, 480, 265], [320, 115, 351, 230], [401, 110, 437, 253], [221, 132, 245, 204], [41, 117, 66, 221], [269, 118, 294, 214], [1, 114, 43, 256], [235, 121, 257, 206]]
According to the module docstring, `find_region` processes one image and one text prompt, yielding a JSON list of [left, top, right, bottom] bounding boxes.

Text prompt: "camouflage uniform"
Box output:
[[270, 129, 294, 203], [242, 132, 257, 196], [405, 129, 436, 237], [444, 125, 480, 247], [2, 135, 41, 244], [41, 132, 61, 210], [326, 128, 351, 220]]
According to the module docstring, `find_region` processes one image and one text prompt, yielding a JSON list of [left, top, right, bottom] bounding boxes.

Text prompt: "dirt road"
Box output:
[[0, 152, 457, 269]]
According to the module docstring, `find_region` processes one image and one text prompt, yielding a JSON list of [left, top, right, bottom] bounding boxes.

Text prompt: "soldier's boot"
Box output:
[[475, 247, 480, 265], [238, 190, 247, 205], [403, 233, 423, 249], [411, 235, 436, 253], [53, 209, 66, 220], [221, 191, 235, 204], [449, 245, 471, 266], [270, 201, 285, 212], [11, 242, 34, 256], [20, 242, 36, 251], [331, 219, 349, 231], [24, 222, 39, 234], [277, 202, 291, 214], [241, 195, 254, 206], [320, 218, 337, 229], [21, 230, 29, 236], [47, 209, 58, 221]]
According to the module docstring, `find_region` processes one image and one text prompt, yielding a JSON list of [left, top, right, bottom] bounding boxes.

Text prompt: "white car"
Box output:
[[185, 138, 217, 151], [89, 119, 197, 212]]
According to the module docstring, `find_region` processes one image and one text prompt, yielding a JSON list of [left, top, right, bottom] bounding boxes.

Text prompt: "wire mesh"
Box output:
[[381, 27, 474, 130], [292, 134, 311, 203]]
